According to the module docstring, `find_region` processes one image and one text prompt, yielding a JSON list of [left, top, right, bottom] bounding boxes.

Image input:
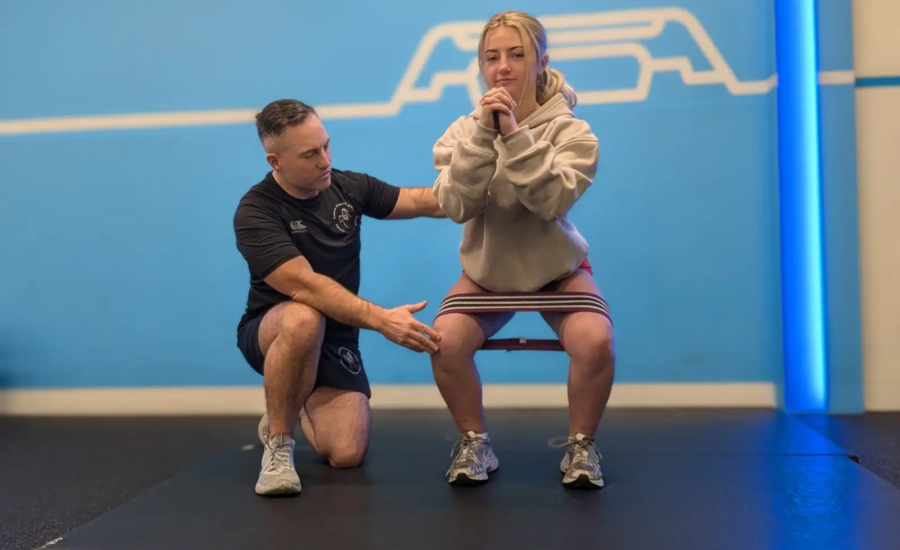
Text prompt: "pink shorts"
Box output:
[[578, 257, 593, 275]]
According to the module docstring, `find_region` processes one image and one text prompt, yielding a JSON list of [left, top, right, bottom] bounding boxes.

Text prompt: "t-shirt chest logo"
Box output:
[[289, 220, 307, 233], [332, 202, 359, 234]]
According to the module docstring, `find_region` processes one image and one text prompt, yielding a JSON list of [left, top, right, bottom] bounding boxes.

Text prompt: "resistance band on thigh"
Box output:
[[435, 291, 611, 351]]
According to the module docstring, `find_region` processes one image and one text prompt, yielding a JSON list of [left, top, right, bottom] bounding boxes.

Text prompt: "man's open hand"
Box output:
[[376, 301, 441, 353]]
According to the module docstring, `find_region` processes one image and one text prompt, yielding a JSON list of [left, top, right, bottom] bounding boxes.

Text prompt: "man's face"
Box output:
[[267, 115, 332, 194]]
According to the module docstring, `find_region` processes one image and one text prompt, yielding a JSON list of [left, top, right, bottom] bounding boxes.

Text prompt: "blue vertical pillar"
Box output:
[[775, 0, 828, 412], [774, 0, 863, 413]]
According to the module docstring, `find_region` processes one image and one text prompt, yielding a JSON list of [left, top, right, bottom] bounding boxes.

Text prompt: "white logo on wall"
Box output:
[[0, 7, 853, 136], [338, 347, 361, 375], [332, 202, 358, 234], [314, 6, 781, 120]]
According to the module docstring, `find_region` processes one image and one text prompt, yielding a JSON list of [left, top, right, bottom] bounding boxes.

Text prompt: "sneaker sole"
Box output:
[[448, 473, 489, 486], [562, 473, 604, 489], [448, 462, 498, 486], [255, 482, 302, 496]]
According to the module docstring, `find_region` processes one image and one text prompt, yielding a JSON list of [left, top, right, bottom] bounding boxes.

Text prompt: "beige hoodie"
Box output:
[[432, 93, 600, 292]]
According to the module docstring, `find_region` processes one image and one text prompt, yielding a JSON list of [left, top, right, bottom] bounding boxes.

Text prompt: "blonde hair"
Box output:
[[477, 11, 577, 108]]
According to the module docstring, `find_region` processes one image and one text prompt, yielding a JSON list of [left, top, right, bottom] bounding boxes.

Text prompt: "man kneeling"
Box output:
[[234, 99, 444, 496]]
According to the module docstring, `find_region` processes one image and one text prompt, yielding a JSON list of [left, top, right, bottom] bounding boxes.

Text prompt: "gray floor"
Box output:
[[1, 410, 899, 550]]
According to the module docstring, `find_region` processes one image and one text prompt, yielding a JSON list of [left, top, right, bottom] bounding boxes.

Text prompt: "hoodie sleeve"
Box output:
[[432, 118, 499, 224], [500, 120, 599, 222]]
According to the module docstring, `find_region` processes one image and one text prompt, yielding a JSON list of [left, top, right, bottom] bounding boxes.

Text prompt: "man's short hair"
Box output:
[[255, 99, 318, 150]]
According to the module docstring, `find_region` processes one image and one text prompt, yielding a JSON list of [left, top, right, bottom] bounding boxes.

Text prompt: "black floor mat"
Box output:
[[13, 409, 898, 550], [799, 412, 900, 488]]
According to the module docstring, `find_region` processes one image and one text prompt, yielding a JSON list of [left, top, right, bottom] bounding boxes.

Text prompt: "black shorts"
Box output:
[[236, 313, 371, 399]]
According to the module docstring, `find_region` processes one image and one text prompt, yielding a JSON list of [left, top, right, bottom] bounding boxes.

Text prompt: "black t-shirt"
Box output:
[[233, 168, 401, 344]]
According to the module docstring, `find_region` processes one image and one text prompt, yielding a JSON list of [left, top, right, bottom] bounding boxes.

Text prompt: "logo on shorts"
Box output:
[[332, 202, 359, 234], [338, 346, 361, 375]]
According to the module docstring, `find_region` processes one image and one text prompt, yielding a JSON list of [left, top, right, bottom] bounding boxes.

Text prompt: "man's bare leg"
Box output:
[[259, 388, 370, 468], [255, 303, 369, 469], [258, 302, 324, 437], [253, 301, 324, 495], [299, 387, 370, 468]]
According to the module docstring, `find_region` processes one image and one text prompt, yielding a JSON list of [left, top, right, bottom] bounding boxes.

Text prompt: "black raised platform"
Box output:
[[47, 410, 900, 550]]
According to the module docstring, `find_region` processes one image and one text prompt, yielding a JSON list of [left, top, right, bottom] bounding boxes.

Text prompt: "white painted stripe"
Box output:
[[0, 109, 258, 136], [0, 70, 856, 137], [818, 70, 855, 85], [0, 383, 776, 415]]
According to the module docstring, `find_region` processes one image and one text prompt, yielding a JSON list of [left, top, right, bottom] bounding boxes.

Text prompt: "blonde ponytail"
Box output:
[[537, 66, 577, 108]]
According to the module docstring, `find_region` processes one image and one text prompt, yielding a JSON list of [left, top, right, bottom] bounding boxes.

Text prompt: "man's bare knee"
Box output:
[[327, 441, 367, 468], [278, 303, 324, 351], [303, 388, 370, 468]]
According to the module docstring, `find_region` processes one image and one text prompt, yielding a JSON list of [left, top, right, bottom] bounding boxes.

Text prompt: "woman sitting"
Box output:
[[430, 10, 614, 489]]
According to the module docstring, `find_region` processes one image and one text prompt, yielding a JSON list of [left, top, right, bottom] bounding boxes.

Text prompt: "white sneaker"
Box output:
[[257, 412, 270, 445], [446, 431, 499, 485], [255, 433, 301, 496], [560, 434, 604, 489]]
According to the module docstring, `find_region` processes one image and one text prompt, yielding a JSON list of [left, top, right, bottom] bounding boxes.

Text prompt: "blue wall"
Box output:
[[815, 0, 863, 412], [0, 0, 858, 400]]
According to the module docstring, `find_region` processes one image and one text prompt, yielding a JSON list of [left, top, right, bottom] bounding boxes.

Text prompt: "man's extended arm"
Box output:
[[264, 256, 439, 353], [267, 256, 384, 330], [385, 187, 446, 219], [234, 201, 439, 353]]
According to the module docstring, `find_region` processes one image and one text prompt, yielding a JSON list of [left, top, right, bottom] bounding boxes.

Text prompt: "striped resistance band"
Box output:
[[435, 291, 611, 351]]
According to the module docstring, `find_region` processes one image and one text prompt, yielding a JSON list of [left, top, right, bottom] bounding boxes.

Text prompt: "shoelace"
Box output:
[[568, 437, 600, 467], [264, 439, 293, 474], [447, 434, 486, 475]]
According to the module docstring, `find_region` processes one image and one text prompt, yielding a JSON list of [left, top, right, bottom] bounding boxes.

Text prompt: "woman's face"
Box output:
[[481, 25, 535, 102]]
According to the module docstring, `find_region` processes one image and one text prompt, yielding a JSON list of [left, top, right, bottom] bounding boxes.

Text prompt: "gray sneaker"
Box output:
[[560, 434, 604, 489], [446, 431, 499, 485], [257, 412, 270, 445], [255, 433, 302, 496]]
